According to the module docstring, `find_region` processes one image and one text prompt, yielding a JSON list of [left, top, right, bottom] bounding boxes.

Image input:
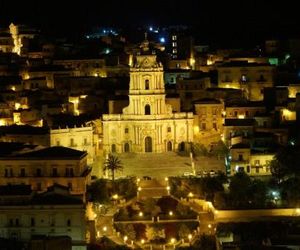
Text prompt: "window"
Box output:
[[212, 109, 217, 115], [246, 165, 250, 173], [10, 169, 13, 177], [36, 168, 42, 177], [167, 127, 171, 133], [170, 77, 175, 83], [37, 183, 42, 191], [172, 48, 177, 54], [245, 111, 249, 117], [67, 219, 71, 227], [70, 138, 75, 147], [255, 160, 260, 166], [56, 140, 60, 146], [52, 168, 58, 177], [84, 138, 88, 145], [238, 154, 243, 161], [4, 169, 8, 177], [145, 104, 151, 115], [234, 111, 238, 117], [172, 35, 177, 41], [172, 42, 177, 47], [213, 123, 217, 130], [68, 182, 73, 190], [65, 168, 74, 177], [145, 79, 149, 90], [201, 123, 206, 130], [31, 218, 35, 227], [256, 167, 259, 173], [111, 144, 116, 153], [20, 168, 25, 177], [125, 128, 129, 134]]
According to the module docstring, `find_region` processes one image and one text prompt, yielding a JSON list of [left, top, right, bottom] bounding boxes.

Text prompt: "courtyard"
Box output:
[[92, 152, 225, 179]]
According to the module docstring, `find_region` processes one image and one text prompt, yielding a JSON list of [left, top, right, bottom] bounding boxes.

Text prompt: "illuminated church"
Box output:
[[102, 38, 193, 154]]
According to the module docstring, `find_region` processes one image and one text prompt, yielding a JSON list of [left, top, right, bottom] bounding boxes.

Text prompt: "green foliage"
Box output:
[[143, 198, 161, 217], [210, 140, 229, 159], [103, 154, 123, 183], [87, 179, 110, 203], [125, 224, 136, 240], [178, 224, 191, 239]]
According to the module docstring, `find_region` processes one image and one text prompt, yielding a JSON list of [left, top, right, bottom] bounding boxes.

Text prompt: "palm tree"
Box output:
[[103, 153, 123, 184]]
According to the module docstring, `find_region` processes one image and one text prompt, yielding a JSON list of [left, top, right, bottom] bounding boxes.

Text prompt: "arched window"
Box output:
[[111, 144, 116, 153], [145, 104, 151, 115], [145, 79, 149, 90], [124, 143, 130, 152]]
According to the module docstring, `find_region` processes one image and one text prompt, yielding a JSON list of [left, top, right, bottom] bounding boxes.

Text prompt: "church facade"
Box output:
[[102, 39, 193, 154]]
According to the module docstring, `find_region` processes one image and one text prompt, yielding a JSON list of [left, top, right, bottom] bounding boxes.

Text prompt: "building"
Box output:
[[0, 146, 91, 197], [217, 61, 274, 101], [193, 98, 224, 147], [102, 38, 194, 154], [228, 143, 274, 176], [50, 125, 95, 164], [0, 184, 86, 250]]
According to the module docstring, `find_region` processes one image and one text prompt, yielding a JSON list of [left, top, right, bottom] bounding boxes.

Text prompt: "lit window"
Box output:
[[172, 49, 177, 54], [241, 74, 247, 82], [172, 42, 177, 47], [172, 35, 177, 41]]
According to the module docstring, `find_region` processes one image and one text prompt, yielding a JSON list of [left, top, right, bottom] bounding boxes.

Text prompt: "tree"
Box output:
[[229, 171, 252, 208], [178, 224, 191, 240], [143, 198, 161, 217], [125, 224, 136, 241], [211, 140, 229, 160], [103, 154, 123, 185]]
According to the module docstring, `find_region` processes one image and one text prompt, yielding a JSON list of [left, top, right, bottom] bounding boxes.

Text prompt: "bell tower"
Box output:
[[123, 36, 172, 116]]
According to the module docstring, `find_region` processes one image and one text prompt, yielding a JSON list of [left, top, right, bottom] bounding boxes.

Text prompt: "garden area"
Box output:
[[87, 177, 137, 204], [113, 196, 199, 245]]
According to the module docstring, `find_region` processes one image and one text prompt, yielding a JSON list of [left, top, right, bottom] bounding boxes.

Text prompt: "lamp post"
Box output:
[[188, 234, 192, 246], [170, 238, 176, 249]]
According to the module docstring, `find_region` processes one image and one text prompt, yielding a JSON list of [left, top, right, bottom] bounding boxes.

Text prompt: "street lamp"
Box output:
[[124, 235, 128, 243], [169, 211, 173, 216], [170, 238, 176, 249], [139, 211, 143, 217], [141, 239, 145, 244], [188, 234, 192, 246], [165, 177, 168, 181], [103, 226, 107, 232]]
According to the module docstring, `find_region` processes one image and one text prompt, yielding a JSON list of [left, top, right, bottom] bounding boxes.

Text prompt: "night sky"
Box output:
[[0, 0, 299, 44]]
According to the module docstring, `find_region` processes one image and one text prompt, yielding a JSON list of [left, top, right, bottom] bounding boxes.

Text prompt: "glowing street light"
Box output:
[[103, 226, 107, 232], [124, 235, 128, 243], [138, 187, 142, 191], [112, 194, 119, 200], [165, 177, 168, 181], [141, 239, 145, 244], [208, 224, 212, 229], [169, 211, 173, 216], [188, 192, 194, 198], [139, 211, 143, 217]]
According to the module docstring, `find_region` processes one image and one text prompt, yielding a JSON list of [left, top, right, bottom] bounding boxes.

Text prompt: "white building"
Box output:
[[50, 126, 95, 164], [102, 38, 194, 154]]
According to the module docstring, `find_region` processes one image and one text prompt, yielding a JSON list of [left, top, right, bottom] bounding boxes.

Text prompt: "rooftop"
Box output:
[[8, 146, 87, 159]]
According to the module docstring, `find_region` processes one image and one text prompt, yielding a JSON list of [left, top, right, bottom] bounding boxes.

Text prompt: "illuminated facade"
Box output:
[[217, 62, 274, 101], [50, 125, 95, 164], [193, 98, 224, 147], [102, 38, 193, 154], [0, 146, 90, 197]]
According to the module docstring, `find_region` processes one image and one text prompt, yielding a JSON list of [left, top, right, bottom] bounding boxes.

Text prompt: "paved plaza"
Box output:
[[92, 152, 225, 178]]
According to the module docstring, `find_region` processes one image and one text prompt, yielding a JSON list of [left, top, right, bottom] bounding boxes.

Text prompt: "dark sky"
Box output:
[[0, 0, 299, 43]]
